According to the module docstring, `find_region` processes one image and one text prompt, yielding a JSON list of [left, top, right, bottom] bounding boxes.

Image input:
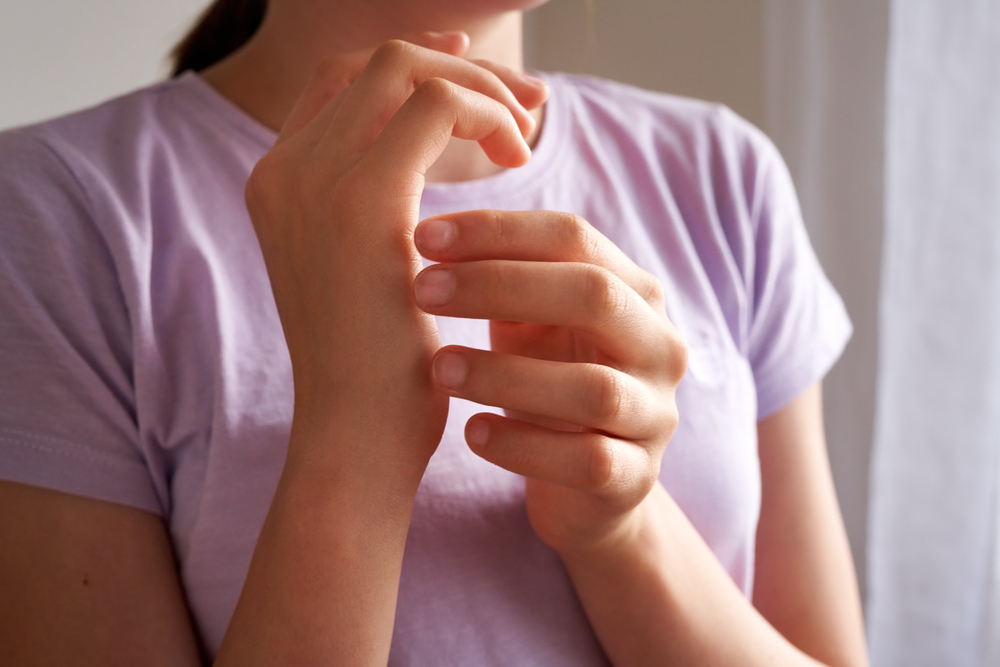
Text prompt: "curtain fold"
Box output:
[[868, 2, 1000, 664], [762, 0, 888, 602]]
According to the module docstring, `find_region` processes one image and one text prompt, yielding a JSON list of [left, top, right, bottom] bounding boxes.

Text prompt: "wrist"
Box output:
[[283, 399, 443, 506], [287, 339, 448, 478], [554, 484, 670, 572]]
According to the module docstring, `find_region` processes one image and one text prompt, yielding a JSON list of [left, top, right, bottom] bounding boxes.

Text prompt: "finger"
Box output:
[[414, 210, 665, 310], [468, 59, 549, 112], [431, 346, 665, 438], [317, 40, 538, 160], [419, 30, 471, 58], [354, 79, 531, 187], [464, 414, 657, 501], [277, 31, 470, 143], [414, 260, 676, 367]]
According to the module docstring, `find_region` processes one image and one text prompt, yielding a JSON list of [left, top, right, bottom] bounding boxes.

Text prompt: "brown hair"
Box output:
[[170, 0, 268, 76]]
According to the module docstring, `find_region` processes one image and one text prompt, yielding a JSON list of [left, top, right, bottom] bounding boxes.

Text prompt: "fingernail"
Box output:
[[433, 352, 467, 388], [414, 269, 455, 307], [415, 218, 456, 253], [521, 72, 548, 89], [467, 418, 490, 448]]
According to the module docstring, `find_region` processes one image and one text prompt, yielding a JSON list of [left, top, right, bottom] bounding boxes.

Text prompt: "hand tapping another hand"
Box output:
[[413, 208, 688, 557]]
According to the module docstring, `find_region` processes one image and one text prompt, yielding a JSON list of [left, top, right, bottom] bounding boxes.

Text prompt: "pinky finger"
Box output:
[[465, 414, 655, 501]]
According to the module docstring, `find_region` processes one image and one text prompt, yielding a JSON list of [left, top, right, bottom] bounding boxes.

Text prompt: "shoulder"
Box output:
[[1, 77, 192, 171], [543, 73, 797, 282], [0, 81, 178, 264], [544, 73, 788, 235], [547, 73, 779, 175], [0, 74, 269, 210], [0, 79, 182, 231], [0, 74, 270, 268]]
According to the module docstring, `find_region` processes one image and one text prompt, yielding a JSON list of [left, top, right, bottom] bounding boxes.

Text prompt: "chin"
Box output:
[[358, 0, 551, 36]]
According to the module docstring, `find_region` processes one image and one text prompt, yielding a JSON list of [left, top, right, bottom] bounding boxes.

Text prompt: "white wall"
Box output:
[[524, 0, 765, 127], [0, 0, 209, 131], [761, 0, 889, 605]]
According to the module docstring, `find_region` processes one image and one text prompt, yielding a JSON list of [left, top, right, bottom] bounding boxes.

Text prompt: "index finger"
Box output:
[[277, 30, 470, 143], [414, 210, 666, 310]]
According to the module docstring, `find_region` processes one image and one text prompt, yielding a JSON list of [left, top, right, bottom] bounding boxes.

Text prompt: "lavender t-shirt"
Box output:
[[0, 72, 850, 664]]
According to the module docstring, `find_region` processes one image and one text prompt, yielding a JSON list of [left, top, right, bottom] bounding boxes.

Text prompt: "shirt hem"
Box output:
[[0, 427, 163, 515]]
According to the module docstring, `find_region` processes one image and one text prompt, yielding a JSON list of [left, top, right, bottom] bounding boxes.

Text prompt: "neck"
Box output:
[[201, 7, 539, 183]]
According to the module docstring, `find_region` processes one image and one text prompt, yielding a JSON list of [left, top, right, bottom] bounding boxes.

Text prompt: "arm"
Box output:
[[560, 385, 867, 666], [754, 383, 869, 666], [219, 38, 544, 664], [1, 35, 548, 665], [0, 481, 202, 666], [413, 210, 867, 665]]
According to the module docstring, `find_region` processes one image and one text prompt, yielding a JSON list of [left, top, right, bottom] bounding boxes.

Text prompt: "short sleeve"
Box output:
[[0, 129, 161, 514], [746, 135, 853, 419]]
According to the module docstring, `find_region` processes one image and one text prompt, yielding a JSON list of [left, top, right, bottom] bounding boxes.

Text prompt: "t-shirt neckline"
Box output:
[[176, 70, 279, 149]]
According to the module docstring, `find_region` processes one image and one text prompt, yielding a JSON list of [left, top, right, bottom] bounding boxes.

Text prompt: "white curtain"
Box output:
[[868, 1, 1000, 665], [762, 0, 889, 600]]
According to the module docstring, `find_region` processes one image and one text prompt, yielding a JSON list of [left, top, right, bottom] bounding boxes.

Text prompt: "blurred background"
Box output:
[[4, 1, 999, 664]]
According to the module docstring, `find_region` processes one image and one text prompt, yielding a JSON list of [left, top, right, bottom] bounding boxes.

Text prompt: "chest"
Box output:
[[134, 176, 762, 656]]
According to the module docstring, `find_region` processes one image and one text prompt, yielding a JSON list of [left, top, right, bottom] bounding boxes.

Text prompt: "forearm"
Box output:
[[753, 384, 869, 667], [559, 484, 823, 667], [215, 413, 428, 666]]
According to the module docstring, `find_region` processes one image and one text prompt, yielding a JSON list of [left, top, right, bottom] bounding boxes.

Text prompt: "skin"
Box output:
[[0, 1, 869, 665]]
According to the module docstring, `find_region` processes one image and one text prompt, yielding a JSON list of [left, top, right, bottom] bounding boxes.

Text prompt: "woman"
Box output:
[[0, 0, 868, 664]]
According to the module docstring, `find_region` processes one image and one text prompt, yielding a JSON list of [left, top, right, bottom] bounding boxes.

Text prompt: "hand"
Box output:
[[413, 210, 688, 554], [243, 34, 548, 480]]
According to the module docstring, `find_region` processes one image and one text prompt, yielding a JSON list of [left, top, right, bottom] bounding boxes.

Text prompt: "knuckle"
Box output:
[[561, 213, 600, 261], [470, 59, 504, 84], [662, 400, 680, 439], [586, 365, 628, 425], [482, 70, 509, 99], [370, 39, 414, 69], [581, 265, 628, 323], [587, 437, 618, 493], [647, 383, 680, 443], [245, 151, 287, 212], [468, 58, 497, 75], [635, 464, 662, 502], [465, 60, 510, 99], [640, 269, 666, 308], [667, 332, 690, 382], [503, 434, 540, 473], [413, 77, 456, 106], [487, 209, 509, 244], [486, 260, 514, 305]]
